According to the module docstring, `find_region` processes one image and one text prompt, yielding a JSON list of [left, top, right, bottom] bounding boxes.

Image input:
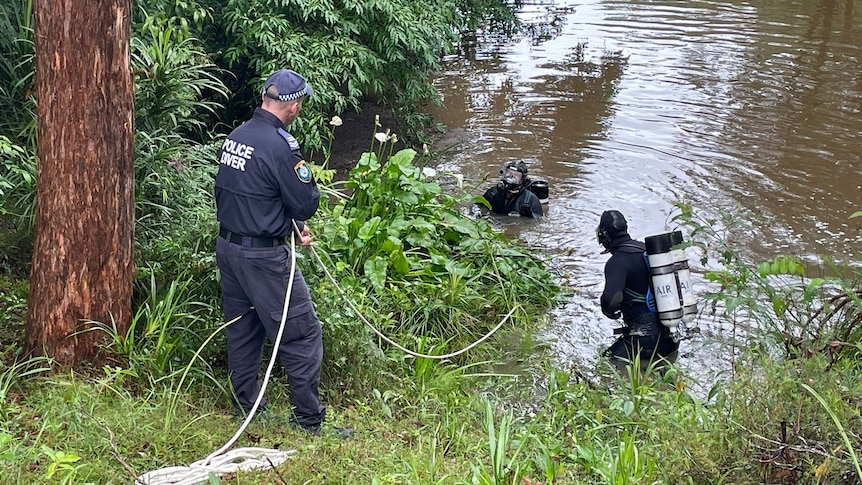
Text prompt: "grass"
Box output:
[[2, 272, 861, 485], [1, 340, 859, 484]]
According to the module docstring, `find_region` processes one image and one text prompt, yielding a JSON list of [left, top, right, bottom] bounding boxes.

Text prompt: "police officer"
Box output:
[[482, 161, 543, 218], [597, 210, 678, 373], [215, 69, 325, 433]]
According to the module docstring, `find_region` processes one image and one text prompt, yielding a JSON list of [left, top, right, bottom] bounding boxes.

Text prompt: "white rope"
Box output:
[[305, 239, 518, 360], [136, 234, 300, 484], [136, 448, 296, 485]]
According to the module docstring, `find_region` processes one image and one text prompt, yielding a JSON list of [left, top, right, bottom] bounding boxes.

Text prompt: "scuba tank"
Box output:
[[670, 231, 698, 323], [525, 179, 549, 204], [644, 232, 684, 329]]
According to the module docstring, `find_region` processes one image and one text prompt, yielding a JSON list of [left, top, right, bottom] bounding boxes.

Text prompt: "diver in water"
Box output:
[[481, 161, 544, 219], [597, 210, 679, 373]]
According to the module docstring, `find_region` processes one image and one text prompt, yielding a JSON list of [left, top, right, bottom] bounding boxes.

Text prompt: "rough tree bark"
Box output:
[[26, 0, 135, 366]]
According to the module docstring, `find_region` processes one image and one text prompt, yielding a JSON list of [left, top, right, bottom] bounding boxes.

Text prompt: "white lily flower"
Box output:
[[422, 144, 429, 155], [452, 173, 463, 188], [375, 114, 380, 126], [329, 116, 343, 126], [390, 134, 398, 143], [421, 167, 437, 178], [374, 132, 389, 143]]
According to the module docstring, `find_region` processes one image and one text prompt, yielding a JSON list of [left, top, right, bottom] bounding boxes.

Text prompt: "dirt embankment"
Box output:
[[313, 101, 468, 180]]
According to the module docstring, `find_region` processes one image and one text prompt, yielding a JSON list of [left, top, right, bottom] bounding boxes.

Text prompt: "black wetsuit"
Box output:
[[482, 184, 543, 218], [600, 234, 679, 366]]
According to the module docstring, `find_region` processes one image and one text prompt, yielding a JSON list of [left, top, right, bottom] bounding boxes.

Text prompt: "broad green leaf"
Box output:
[[364, 256, 387, 291], [358, 216, 381, 241], [390, 249, 409, 275]]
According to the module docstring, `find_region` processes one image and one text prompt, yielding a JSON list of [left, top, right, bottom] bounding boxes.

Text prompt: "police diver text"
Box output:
[[219, 139, 256, 172]]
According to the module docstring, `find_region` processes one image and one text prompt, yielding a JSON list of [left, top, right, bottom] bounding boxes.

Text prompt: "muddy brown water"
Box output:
[[425, 0, 862, 392]]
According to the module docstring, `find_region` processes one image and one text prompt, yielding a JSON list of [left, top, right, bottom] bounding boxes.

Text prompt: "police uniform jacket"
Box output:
[[215, 108, 320, 237]]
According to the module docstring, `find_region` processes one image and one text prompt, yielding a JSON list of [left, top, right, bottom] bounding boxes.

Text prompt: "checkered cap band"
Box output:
[[275, 87, 310, 101]]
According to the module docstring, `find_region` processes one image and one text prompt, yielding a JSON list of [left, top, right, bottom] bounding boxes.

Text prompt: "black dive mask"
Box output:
[[500, 167, 524, 192]]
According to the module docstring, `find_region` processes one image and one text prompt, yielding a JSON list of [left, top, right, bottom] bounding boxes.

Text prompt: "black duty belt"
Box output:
[[219, 228, 285, 248]]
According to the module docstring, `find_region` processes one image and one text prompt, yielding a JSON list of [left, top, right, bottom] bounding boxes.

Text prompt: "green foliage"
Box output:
[[576, 428, 657, 485], [721, 354, 862, 483], [0, 357, 50, 422], [0, 277, 27, 366], [133, 0, 214, 35], [472, 402, 527, 485], [801, 383, 862, 482], [134, 140, 221, 302], [91, 273, 219, 387], [126, 0, 522, 150], [129, 13, 226, 302], [671, 201, 862, 361], [310, 132, 560, 390], [4, 199, 862, 484], [0, 136, 36, 271], [0, 0, 36, 147], [455, 0, 522, 36], [0, 136, 34, 204], [666, 202, 862, 481], [220, 0, 472, 149], [39, 445, 84, 484], [132, 16, 228, 141]]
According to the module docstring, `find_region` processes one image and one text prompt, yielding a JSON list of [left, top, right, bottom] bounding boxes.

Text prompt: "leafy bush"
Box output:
[[309, 134, 561, 393], [672, 201, 862, 364], [131, 15, 227, 302], [0, 136, 36, 275], [132, 17, 228, 140], [218, 0, 521, 149], [134, 142, 222, 306], [0, 0, 36, 147]]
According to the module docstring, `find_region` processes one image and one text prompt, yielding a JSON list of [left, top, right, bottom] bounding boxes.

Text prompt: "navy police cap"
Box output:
[[262, 69, 313, 102]]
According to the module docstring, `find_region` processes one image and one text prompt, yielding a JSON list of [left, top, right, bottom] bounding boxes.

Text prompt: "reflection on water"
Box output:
[[426, 0, 862, 393]]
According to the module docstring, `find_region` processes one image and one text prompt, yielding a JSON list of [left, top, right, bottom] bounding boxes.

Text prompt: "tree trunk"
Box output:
[[26, 0, 135, 366]]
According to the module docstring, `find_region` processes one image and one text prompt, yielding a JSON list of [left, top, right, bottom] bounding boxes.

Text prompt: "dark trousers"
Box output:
[[216, 236, 326, 429], [606, 312, 679, 373]]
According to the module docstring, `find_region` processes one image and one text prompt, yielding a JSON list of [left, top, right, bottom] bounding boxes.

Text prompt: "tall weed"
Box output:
[[92, 273, 216, 386], [671, 202, 862, 482], [0, 357, 50, 421], [472, 401, 527, 485], [801, 383, 862, 482]]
